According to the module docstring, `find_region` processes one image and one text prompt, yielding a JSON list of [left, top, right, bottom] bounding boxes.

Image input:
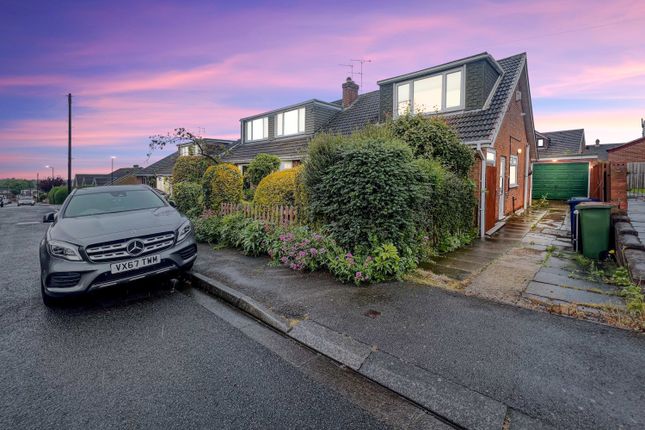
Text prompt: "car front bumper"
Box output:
[[41, 237, 197, 297]]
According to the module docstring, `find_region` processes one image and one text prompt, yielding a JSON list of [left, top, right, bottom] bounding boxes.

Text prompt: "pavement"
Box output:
[[1, 205, 447, 429], [193, 237, 645, 429], [628, 198, 645, 237]]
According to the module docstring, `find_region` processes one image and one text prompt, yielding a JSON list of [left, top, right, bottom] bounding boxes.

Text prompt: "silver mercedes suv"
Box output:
[[40, 185, 196, 306]]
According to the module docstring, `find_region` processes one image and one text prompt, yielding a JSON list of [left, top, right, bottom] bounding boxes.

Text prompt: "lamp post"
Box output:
[[45, 165, 54, 180], [110, 156, 116, 185]]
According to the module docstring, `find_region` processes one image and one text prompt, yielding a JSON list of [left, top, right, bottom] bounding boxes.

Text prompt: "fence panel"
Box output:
[[627, 162, 645, 198], [218, 202, 300, 226]]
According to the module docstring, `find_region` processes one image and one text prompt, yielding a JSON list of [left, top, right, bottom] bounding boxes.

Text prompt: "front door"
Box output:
[[498, 156, 506, 220]]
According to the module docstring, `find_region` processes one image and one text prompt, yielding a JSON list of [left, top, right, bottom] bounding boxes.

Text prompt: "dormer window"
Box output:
[[395, 68, 464, 116], [246, 117, 268, 141], [179, 144, 201, 156], [537, 138, 545, 147], [276, 108, 305, 137]]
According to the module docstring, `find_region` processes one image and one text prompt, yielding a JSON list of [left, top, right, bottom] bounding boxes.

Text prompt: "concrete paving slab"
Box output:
[[290, 320, 372, 370], [525, 281, 623, 306], [534, 271, 620, 294], [360, 351, 507, 430]]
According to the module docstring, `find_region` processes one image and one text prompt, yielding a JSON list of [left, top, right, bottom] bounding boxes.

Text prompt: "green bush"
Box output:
[[48, 186, 68, 204], [193, 214, 221, 244], [414, 158, 477, 252], [218, 213, 250, 248], [172, 156, 212, 186], [254, 166, 303, 207], [304, 135, 425, 251], [387, 113, 474, 177], [173, 181, 203, 216], [239, 220, 270, 256], [246, 153, 281, 187], [207, 163, 243, 210]]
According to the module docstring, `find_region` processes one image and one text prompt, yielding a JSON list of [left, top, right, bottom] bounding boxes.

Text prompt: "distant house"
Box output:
[[224, 52, 537, 236], [137, 138, 237, 194], [73, 165, 144, 188], [606, 136, 645, 163]]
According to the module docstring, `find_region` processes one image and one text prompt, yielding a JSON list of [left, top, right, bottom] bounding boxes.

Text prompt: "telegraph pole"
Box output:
[[67, 93, 72, 194]]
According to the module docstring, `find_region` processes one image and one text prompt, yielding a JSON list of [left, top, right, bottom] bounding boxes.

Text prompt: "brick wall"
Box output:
[[493, 86, 529, 215], [609, 162, 628, 210], [607, 137, 645, 163]]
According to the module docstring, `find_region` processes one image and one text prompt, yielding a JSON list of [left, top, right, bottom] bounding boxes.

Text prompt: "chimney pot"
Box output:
[[342, 77, 359, 108], [595, 139, 600, 146]]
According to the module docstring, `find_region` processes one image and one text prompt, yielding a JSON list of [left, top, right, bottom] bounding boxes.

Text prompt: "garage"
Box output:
[[532, 162, 589, 200]]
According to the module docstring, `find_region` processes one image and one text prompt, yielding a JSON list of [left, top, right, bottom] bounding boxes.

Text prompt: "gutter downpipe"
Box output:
[[477, 143, 486, 239], [524, 142, 530, 209]]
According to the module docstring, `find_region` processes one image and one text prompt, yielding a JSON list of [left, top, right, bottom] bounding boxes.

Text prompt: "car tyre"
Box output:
[[41, 279, 62, 308]]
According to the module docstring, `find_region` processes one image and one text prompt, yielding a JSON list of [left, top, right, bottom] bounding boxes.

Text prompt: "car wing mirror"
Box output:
[[168, 200, 177, 208], [43, 212, 56, 223]]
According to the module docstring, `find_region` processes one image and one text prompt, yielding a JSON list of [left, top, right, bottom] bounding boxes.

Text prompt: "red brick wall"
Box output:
[[607, 137, 645, 163], [493, 88, 529, 216], [609, 162, 628, 210]]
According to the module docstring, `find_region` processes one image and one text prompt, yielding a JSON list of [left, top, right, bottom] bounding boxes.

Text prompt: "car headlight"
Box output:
[[176, 220, 192, 243], [48, 240, 82, 261]]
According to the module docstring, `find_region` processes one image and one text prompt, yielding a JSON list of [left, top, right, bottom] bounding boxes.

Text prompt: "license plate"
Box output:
[[110, 254, 160, 274]]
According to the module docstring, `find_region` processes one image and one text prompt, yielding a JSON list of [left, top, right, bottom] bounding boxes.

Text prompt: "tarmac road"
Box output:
[[0, 205, 447, 430]]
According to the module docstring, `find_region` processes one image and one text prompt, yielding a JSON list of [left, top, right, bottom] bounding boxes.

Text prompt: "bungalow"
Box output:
[[137, 138, 237, 194], [223, 52, 537, 237], [73, 165, 144, 188]]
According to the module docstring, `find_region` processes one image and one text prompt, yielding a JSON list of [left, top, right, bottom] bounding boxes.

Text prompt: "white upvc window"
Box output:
[[276, 108, 305, 137], [537, 138, 545, 147], [246, 117, 269, 141], [394, 68, 464, 116], [509, 155, 518, 186]]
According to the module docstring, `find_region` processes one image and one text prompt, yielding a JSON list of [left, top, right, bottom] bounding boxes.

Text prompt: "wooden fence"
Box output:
[[627, 162, 645, 198], [219, 203, 300, 226]]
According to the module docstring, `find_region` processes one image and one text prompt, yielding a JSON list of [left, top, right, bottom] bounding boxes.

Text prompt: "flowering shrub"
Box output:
[[326, 242, 415, 286], [268, 226, 330, 272]]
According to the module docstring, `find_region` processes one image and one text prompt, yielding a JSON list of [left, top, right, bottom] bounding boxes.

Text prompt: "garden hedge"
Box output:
[[305, 136, 425, 251], [48, 186, 68, 204], [246, 153, 280, 187], [207, 163, 243, 210], [173, 181, 203, 215], [254, 166, 303, 207], [172, 156, 212, 186]]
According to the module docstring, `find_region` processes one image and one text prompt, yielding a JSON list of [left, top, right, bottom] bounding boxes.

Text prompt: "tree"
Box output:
[[0, 178, 36, 195], [37, 177, 64, 193], [148, 128, 229, 163]]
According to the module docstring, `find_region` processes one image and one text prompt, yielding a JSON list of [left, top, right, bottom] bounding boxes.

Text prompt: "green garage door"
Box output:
[[533, 162, 588, 200]]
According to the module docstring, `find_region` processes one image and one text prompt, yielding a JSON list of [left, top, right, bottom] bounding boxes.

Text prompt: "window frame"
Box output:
[[486, 148, 496, 166], [509, 155, 519, 187], [393, 66, 465, 117], [275, 107, 306, 137], [245, 117, 269, 142], [537, 138, 545, 147]]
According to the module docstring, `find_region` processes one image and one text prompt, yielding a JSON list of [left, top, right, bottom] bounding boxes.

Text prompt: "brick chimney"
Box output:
[[342, 77, 359, 108], [595, 139, 600, 147]]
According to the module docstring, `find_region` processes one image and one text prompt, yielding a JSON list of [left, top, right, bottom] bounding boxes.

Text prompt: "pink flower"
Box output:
[[309, 248, 318, 256]]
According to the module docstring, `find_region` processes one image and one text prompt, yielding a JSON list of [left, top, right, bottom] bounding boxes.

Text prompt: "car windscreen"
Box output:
[[63, 189, 166, 217]]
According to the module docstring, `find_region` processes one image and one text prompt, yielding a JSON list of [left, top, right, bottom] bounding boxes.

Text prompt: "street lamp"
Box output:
[[110, 156, 116, 185], [45, 165, 54, 180]]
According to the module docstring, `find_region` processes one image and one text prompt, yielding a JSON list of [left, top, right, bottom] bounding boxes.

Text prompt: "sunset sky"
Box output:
[[1, 0, 644, 179]]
